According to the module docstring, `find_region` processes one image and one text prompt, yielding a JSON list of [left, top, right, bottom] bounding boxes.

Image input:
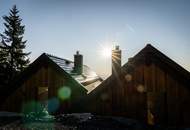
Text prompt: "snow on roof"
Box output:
[[46, 53, 102, 92]]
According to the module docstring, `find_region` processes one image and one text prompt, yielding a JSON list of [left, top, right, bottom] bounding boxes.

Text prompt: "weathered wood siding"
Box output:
[[2, 64, 86, 113], [86, 61, 190, 126]]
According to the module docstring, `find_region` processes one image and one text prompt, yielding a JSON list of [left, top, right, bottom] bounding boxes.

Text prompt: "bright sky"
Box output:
[[0, 0, 190, 78]]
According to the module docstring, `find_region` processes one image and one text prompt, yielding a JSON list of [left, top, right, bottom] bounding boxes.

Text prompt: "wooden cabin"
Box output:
[[1, 52, 102, 114], [81, 44, 190, 127]]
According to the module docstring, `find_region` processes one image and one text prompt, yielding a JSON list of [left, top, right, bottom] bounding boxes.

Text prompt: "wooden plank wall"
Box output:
[[87, 64, 147, 122], [2, 64, 87, 114], [2, 60, 190, 126], [2, 66, 47, 112], [2, 65, 64, 113], [87, 62, 190, 127]]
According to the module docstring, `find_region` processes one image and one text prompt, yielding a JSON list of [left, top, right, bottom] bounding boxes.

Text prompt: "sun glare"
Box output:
[[101, 47, 112, 58]]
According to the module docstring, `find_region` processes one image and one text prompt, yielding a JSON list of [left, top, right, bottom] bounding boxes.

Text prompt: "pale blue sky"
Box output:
[[0, 0, 190, 77]]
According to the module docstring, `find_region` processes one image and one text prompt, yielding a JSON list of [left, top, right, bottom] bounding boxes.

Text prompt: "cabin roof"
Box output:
[[3, 53, 103, 98], [45, 53, 102, 92], [88, 44, 190, 96], [123, 44, 190, 81]]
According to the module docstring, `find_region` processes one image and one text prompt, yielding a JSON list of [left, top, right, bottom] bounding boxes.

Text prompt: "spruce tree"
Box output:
[[0, 38, 10, 87], [0, 5, 30, 85]]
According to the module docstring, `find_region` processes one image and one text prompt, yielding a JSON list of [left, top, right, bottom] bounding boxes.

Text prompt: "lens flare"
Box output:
[[58, 86, 71, 100], [48, 97, 60, 113], [125, 74, 132, 82], [22, 101, 43, 115], [137, 84, 145, 93]]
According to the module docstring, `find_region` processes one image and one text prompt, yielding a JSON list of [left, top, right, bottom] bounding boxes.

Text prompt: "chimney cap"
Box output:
[[115, 45, 120, 50], [76, 51, 79, 55]]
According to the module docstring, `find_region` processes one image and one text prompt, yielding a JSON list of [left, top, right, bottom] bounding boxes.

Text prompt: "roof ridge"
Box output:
[[45, 53, 95, 68], [45, 53, 74, 63], [144, 44, 190, 74], [123, 44, 190, 79]]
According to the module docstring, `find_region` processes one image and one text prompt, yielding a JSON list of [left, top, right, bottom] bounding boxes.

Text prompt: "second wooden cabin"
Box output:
[[79, 44, 190, 127]]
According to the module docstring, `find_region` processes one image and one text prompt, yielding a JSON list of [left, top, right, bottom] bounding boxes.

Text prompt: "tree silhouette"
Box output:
[[0, 39, 10, 87], [0, 5, 30, 87]]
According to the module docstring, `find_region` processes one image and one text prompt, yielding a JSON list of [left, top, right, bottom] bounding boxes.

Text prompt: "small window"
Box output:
[[38, 87, 48, 95], [38, 87, 48, 102]]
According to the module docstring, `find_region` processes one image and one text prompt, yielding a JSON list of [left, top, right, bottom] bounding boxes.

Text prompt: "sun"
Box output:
[[101, 47, 112, 58]]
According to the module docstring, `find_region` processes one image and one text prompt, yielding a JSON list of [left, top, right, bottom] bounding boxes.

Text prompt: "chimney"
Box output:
[[112, 45, 121, 75], [74, 51, 83, 74]]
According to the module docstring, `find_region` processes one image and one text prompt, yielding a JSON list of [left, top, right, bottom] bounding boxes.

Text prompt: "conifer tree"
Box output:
[[0, 39, 9, 87], [0, 5, 30, 85]]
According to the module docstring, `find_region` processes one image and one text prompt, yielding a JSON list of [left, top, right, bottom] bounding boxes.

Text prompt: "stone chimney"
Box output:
[[74, 51, 83, 74], [112, 45, 121, 75]]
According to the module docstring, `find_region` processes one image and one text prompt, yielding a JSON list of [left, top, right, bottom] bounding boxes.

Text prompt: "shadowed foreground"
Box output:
[[0, 113, 190, 130]]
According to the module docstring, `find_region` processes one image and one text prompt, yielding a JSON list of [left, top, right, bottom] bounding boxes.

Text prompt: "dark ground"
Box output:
[[0, 113, 189, 130]]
